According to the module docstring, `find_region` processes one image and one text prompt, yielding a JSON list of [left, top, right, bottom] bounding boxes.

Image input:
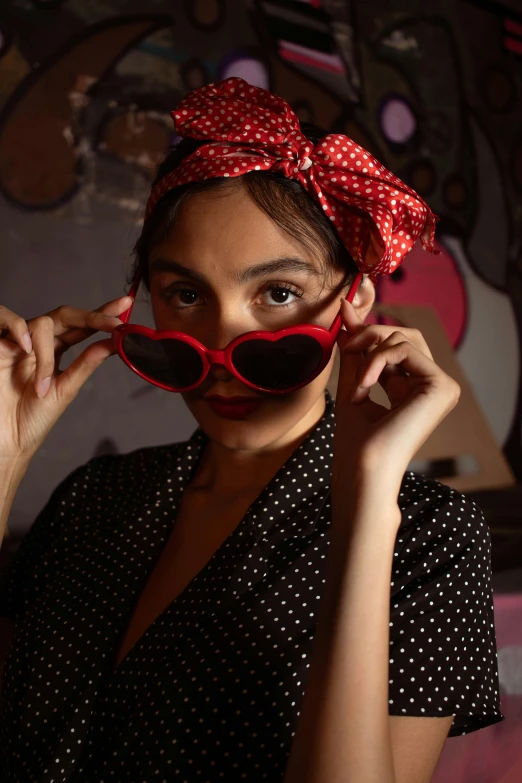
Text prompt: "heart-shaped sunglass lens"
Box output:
[[122, 334, 204, 389], [232, 334, 324, 390]]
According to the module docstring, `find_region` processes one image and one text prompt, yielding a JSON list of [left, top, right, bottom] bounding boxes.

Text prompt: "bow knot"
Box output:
[[146, 77, 438, 283]]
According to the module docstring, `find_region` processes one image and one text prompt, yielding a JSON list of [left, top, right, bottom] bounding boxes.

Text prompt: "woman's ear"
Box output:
[[353, 274, 376, 323]]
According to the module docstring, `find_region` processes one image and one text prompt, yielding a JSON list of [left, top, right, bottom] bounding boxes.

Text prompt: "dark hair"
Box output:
[[128, 121, 361, 296]]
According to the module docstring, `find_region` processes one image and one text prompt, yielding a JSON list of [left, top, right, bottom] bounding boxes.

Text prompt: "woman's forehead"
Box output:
[[150, 192, 324, 272]]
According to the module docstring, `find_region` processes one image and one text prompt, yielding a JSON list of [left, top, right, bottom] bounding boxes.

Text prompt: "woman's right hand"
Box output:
[[0, 296, 134, 464]]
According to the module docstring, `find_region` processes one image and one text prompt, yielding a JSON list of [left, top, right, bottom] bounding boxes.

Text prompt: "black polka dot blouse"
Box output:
[[0, 389, 505, 782]]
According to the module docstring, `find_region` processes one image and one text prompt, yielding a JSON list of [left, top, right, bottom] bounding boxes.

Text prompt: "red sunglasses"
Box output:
[[112, 269, 363, 395]]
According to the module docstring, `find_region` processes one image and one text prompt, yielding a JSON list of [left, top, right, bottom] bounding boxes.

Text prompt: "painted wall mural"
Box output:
[[1, 1, 521, 780], [0, 0, 520, 496], [1, 0, 521, 504]]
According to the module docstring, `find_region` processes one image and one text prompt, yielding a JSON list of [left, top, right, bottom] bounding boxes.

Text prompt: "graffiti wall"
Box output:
[[1, 1, 522, 781], [1, 0, 521, 514]]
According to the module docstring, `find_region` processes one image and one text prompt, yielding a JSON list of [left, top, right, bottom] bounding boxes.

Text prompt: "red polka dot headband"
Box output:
[[146, 77, 439, 284]]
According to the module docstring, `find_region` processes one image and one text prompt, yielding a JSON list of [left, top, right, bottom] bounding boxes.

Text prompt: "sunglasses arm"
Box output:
[[329, 271, 364, 341], [118, 268, 143, 324]]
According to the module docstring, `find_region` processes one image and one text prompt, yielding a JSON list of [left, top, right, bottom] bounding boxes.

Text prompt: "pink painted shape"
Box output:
[[381, 98, 416, 144], [365, 238, 468, 350], [432, 591, 522, 783], [278, 44, 346, 75], [504, 18, 522, 37], [221, 59, 270, 90], [497, 755, 522, 783], [505, 36, 522, 56]]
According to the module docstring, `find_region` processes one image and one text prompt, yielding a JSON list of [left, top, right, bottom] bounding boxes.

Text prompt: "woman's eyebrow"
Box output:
[[148, 256, 321, 285]]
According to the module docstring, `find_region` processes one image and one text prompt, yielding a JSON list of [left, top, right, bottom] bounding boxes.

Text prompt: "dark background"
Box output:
[[1, 3, 521, 778]]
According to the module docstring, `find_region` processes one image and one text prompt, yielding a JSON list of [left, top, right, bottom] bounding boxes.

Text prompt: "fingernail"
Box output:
[[350, 385, 367, 404], [23, 331, 33, 354], [36, 376, 52, 398]]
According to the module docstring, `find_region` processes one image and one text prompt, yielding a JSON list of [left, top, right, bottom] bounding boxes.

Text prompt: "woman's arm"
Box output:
[[285, 271, 463, 781], [0, 462, 27, 695], [0, 458, 29, 548], [283, 489, 400, 783]]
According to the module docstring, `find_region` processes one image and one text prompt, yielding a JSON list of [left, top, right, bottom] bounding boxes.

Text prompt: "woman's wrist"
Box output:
[[331, 474, 402, 540], [0, 458, 30, 547]]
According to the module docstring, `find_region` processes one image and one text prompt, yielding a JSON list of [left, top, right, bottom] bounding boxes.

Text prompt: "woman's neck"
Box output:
[[189, 393, 326, 499]]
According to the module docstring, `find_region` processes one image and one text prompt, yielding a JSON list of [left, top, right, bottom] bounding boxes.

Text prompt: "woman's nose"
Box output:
[[209, 364, 233, 382], [203, 322, 245, 354], [203, 326, 245, 381], [202, 333, 232, 380]]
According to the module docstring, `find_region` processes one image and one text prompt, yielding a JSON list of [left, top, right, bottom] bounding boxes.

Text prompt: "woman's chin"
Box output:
[[185, 394, 293, 442]]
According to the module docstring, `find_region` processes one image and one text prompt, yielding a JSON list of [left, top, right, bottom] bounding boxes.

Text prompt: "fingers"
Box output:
[[337, 297, 366, 338], [29, 316, 57, 398], [54, 337, 117, 403], [51, 297, 133, 348], [0, 297, 132, 349], [48, 297, 133, 395], [0, 306, 33, 354], [352, 326, 433, 362], [1, 296, 133, 398], [338, 299, 434, 361], [347, 333, 442, 404], [56, 297, 133, 326]]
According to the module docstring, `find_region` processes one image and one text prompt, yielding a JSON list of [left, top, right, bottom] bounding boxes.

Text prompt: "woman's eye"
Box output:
[[163, 288, 197, 306], [263, 284, 304, 307], [161, 283, 304, 309]]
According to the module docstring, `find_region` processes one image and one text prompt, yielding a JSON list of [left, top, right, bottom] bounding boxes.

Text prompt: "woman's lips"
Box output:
[[206, 396, 258, 402], [205, 397, 263, 419]]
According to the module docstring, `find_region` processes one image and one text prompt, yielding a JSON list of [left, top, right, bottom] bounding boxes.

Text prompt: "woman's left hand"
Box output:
[[332, 297, 461, 500]]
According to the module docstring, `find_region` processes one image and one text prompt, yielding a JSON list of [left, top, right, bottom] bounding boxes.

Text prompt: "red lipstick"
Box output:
[[205, 395, 259, 402], [204, 394, 263, 419]]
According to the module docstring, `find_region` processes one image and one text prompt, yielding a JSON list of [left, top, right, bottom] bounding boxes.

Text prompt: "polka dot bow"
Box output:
[[146, 77, 439, 284]]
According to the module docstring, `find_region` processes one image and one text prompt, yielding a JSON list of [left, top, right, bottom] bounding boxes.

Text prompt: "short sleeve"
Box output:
[[0, 463, 88, 620], [388, 475, 505, 736]]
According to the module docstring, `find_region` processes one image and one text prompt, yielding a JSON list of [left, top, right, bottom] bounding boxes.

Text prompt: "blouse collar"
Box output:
[[179, 389, 336, 544]]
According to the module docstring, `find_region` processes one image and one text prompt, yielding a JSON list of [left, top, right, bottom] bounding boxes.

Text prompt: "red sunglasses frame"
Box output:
[[111, 268, 363, 395]]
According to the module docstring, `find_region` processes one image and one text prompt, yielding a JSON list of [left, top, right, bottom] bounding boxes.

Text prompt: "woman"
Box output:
[[0, 78, 504, 782]]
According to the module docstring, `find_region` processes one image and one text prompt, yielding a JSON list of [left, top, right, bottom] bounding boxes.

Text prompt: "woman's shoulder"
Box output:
[[396, 470, 487, 532], [79, 436, 193, 486], [0, 435, 197, 619], [392, 470, 491, 592], [388, 471, 502, 735], [29, 436, 198, 520]]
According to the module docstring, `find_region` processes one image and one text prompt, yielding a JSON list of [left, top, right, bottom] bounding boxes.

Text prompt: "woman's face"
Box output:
[[147, 181, 373, 451]]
